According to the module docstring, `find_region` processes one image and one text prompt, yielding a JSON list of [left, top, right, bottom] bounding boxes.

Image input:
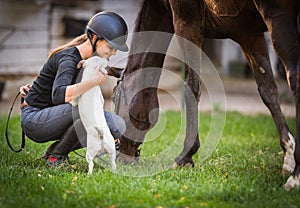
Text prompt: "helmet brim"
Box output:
[[86, 27, 129, 52], [105, 38, 129, 52]]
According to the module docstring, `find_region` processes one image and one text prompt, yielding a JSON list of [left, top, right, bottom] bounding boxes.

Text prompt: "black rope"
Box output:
[[73, 150, 85, 158], [5, 92, 26, 152], [73, 150, 111, 165]]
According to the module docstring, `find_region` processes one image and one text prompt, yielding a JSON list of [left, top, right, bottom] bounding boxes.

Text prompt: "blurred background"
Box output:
[[0, 0, 294, 116]]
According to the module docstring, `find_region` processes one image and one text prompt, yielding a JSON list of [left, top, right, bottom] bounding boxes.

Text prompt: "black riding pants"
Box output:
[[21, 103, 126, 156]]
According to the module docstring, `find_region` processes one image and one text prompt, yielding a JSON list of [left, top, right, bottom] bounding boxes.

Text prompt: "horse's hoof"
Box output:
[[282, 132, 296, 176], [173, 160, 194, 169], [173, 162, 179, 169], [117, 153, 138, 165], [282, 164, 294, 176], [284, 175, 300, 191], [183, 162, 194, 168]]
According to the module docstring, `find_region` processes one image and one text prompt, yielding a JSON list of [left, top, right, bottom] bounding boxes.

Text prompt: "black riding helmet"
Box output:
[[86, 11, 129, 52]]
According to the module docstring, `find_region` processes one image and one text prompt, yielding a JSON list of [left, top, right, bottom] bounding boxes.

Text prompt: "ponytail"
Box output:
[[48, 34, 88, 58]]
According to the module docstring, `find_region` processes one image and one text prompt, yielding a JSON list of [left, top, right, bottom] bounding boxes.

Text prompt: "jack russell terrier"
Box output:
[[72, 56, 117, 174]]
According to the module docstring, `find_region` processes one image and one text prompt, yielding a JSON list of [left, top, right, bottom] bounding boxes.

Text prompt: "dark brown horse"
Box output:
[[111, 0, 300, 190]]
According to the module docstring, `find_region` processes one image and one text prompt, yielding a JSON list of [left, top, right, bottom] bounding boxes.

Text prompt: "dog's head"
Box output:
[[83, 56, 109, 74]]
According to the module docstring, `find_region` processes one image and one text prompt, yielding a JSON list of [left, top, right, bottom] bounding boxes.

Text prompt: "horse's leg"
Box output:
[[252, 0, 299, 93], [234, 33, 295, 176], [253, 0, 300, 190], [285, 80, 300, 189], [170, 0, 203, 167], [173, 59, 201, 168]]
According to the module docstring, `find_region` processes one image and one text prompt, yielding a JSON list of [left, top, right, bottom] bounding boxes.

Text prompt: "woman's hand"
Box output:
[[91, 64, 107, 85], [65, 63, 107, 103], [19, 83, 31, 98], [78, 60, 106, 85], [99, 72, 106, 85]]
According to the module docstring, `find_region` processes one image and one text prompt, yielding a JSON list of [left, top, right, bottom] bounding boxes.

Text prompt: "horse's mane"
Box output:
[[134, 0, 146, 32]]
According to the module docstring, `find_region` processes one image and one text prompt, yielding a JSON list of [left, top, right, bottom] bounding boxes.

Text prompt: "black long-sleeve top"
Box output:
[[25, 46, 82, 109]]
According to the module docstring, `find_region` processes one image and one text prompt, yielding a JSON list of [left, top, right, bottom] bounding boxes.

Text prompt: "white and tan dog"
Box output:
[[72, 56, 116, 174]]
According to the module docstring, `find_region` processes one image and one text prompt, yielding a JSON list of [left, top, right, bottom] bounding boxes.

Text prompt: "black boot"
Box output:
[[51, 119, 87, 156], [41, 141, 59, 159]]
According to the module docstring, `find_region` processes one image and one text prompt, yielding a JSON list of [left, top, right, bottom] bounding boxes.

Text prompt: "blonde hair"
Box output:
[[48, 34, 88, 58]]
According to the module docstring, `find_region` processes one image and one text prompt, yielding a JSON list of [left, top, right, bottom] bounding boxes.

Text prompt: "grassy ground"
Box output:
[[1, 111, 299, 208]]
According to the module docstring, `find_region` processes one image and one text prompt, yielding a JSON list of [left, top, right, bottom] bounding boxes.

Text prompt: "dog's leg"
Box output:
[[96, 127, 117, 171], [97, 127, 117, 171], [109, 148, 117, 172], [86, 127, 101, 174], [106, 134, 117, 171], [86, 154, 94, 175]]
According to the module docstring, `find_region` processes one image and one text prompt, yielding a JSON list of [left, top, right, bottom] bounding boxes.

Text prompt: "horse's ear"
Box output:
[[106, 66, 124, 78]]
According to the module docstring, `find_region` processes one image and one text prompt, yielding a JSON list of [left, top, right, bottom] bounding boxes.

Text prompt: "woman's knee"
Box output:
[[114, 115, 126, 137], [105, 112, 126, 138]]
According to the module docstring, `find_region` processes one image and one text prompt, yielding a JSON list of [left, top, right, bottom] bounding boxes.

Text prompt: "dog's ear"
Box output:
[[106, 66, 124, 78]]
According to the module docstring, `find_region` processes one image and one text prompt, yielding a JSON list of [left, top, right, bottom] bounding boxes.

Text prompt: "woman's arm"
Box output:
[[64, 64, 106, 103]]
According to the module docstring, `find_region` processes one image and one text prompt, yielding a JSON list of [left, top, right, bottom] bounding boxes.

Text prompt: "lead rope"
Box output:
[[5, 92, 26, 152]]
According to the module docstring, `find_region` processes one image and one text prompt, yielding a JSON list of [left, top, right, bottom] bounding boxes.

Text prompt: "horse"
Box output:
[[109, 0, 300, 190]]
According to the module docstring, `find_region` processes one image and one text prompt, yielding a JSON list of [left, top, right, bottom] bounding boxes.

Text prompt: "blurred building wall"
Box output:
[[0, 0, 280, 79], [0, 1, 49, 76], [0, 0, 138, 78]]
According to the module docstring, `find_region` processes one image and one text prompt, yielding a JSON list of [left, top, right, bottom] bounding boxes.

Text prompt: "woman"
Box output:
[[20, 11, 128, 166]]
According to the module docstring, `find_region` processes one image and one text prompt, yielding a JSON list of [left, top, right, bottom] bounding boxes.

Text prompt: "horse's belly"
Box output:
[[204, 0, 267, 38]]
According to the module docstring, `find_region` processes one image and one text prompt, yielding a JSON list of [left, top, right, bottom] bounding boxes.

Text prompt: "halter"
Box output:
[[112, 72, 152, 148], [114, 74, 152, 127]]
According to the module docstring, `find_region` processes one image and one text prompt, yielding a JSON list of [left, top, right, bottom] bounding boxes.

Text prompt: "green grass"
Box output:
[[0, 111, 299, 208]]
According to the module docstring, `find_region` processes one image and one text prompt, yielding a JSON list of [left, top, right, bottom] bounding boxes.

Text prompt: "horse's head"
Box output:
[[118, 136, 142, 164], [107, 66, 124, 78], [109, 65, 160, 164], [106, 0, 174, 163]]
